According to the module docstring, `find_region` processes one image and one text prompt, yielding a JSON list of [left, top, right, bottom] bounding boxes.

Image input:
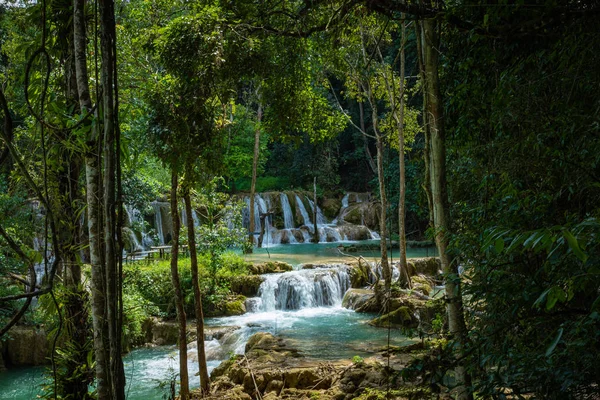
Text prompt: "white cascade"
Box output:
[[151, 202, 165, 245], [280, 193, 294, 229], [295, 195, 312, 226], [257, 266, 350, 311], [307, 198, 327, 225]]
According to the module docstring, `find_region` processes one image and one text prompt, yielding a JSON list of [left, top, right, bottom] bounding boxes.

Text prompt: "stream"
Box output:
[[0, 243, 431, 399]]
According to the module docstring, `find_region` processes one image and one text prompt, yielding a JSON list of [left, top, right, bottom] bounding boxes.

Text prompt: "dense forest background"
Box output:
[[0, 0, 599, 399]]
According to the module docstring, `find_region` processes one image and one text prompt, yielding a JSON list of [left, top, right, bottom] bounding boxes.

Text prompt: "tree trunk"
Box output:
[[99, 0, 125, 397], [397, 19, 410, 288], [312, 177, 320, 243], [423, 17, 472, 400], [248, 101, 263, 250], [359, 101, 377, 174], [170, 170, 189, 399], [415, 20, 434, 227], [74, 0, 111, 396], [184, 191, 210, 394], [375, 130, 390, 299]]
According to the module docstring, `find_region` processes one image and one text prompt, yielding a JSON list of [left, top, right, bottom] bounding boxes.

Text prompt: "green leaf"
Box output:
[[562, 229, 588, 263], [545, 327, 563, 357], [494, 238, 504, 253]]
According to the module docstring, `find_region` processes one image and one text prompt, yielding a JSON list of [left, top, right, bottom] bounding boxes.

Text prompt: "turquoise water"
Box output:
[[239, 240, 437, 266], [207, 307, 413, 360], [0, 347, 221, 400], [0, 309, 408, 399], [0, 241, 428, 399]]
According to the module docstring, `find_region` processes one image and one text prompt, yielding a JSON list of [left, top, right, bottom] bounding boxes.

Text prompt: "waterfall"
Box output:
[[307, 198, 327, 225], [257, 266, 350, 311], [280, 193, 294, 229], [241, 191, 381, 245], [295, 195, 312, 226], [341, 193, 349, 208], [152, 202, 165, 245]]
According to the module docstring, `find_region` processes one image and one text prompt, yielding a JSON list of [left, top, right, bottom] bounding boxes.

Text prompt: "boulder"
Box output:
[[142, 318, 240, 345], [248, 261, 293, 275], [321, 198, 342, 220], [342, 289, 377, 312], [342, 202, 380, 231], [369, 306, 418, 329], [346, 261, 370, 288], [230, 275, 265, 297], [5, 326, 48, 366], [336, 225, 372, 241], [407, 257, 441, 277]]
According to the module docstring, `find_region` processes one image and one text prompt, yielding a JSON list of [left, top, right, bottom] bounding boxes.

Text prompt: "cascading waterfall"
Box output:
[[307, 198, 327, 225], [242, 191, 381, 244], [256, 266, 351, 311], [295, 194, 312, 226], [280, 193, 294, 229], [151, 202, 165, 245]]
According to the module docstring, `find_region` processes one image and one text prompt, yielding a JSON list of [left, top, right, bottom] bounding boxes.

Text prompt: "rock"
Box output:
[[336, 225, 372, 241], [223, 296, 247, 316], [203, 325, 241, 341], [346, 261, 370, 288], [245, 332, 280, 353], [338, 361, 388, 399], [342, 289, 377, 312], [265, 379, 284, 393], [142, 318, 240, 345], [411, 274, 433, 296], [230, 275, 265, 297], [342, 202, 380, 231], [322, 198, 342, 220], [407, 257, 441, 277], [369, 306, 418, 329], [5, 326, 48, 366], [248, 261, 293, 275]]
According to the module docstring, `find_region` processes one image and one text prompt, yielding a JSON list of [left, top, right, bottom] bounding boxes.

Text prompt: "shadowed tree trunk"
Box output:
[[249, 100, 263, 250], [423, 17, 473, 400], [74, 0, 110, 396], [415, 20, 434, 227], [170, 170, 189, 399], [184, 190, 210, 393], [99, 0, 125, 397]]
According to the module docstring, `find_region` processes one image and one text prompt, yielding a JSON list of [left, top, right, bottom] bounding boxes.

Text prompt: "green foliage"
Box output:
[[233, 176, 291, 192], [123, 250, 250, 319], [444, 7, 600, 397], [352, 355, 364, 365], [223, 104, 270, 182]]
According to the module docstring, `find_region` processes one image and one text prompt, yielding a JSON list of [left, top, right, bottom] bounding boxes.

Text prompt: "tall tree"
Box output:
[[421, 16, 472, 400], [99, 0, 125, 397]]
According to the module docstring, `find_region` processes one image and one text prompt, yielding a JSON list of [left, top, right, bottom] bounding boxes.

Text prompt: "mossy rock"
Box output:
[[230, 275, 265, 297], [249, 261, 293, 274], [321, 198, 342, 220], [410, 274, 433, 296], [205, 295, 247, 317], [369, 306, 417, 329], [344, 207, 362, 225], [347, 262, 370, 288], [407, 257, 441, 276], [224, 296, 247, 316]]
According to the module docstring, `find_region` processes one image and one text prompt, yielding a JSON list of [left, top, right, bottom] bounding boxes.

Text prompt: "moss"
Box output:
[[249, 261, 293, 274], [321, 198, 342, 219], [224, 297, 246, 316], [344, 207, 362, 225], [411, 274, 433, 296], [230, 275, 264, 297], [369, 306, 417, 329]]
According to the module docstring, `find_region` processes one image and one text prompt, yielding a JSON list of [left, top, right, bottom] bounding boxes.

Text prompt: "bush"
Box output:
[[122, 252, 251, 319]]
